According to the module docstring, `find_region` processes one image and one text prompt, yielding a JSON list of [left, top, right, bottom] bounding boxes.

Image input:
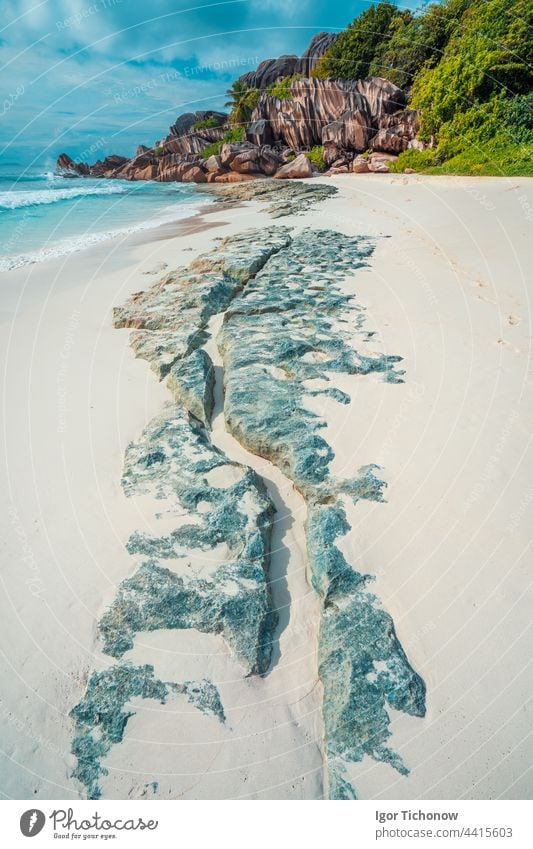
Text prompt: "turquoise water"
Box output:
[[0, 166, 209, 272]]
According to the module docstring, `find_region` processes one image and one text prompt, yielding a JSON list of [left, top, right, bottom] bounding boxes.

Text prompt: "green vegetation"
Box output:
[[265, 74, 302, 100], [307, 145, 327, 172], [313, 0, 533, 176], [154, 145, 164, 156], [200, 127, 245, 159], [312, 3, 411, 81], [224, 79, 260, 127], [191, 116, 225, 130], [391, 142, 533, 176]]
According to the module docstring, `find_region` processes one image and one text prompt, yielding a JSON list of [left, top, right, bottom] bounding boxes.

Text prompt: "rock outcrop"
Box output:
[[70, 183, 426, 798], [217, 226, 425, 796], [55, 38, 422, 182], [71, 664, 224, 799], [238, 32, 337, 90], [168, 110, 227, 138], [72, 227, 333, 799], [56, 153, 90, 176], [210, 179, 337, 217], [247, 76, 416, 160], [273, 152, 313, 179], [99, 404, 277, 674]]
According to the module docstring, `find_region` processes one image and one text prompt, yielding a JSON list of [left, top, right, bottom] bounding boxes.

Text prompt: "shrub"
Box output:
[[191, 117, 224, 130], [411, 0, 533, 139], [265, 74, 302, 100], [307, 145, 327, 172], [199, 128, 245, 159], [389, 148, 441, 172]]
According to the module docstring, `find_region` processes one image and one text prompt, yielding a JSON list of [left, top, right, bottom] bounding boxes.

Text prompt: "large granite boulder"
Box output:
[[322, 101, 373, 164], [367, 152, 398, 173], [204, 154, 223, 173], [238, 32, 337, 90], [258, 146, 283, 176], [274, 153, 313, 179], [246, 118, 273, 147], [156, 156, 207, 182], [370, 109, 420, 153], [356, 77, 406, 117], [230, 148, 263, 174], [250, 77, 410, 152], [169, 110, 227, 137], [352, 155, 370, 173], [182, 165, 207, 183], [220, 141, 248, 168], [298, 32, 338, 77], [212, 171, 256, 183]]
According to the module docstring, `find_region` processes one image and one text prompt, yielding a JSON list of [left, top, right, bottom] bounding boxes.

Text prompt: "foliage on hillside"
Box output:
[[312, 3, 411, 81], [313, 0, 532, 175]]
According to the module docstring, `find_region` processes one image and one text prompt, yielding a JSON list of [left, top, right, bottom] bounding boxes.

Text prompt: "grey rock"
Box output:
[[274, 153, 313, 179], [167, 348, 215, 427], [238, 32, 337, 90], [204, 154, 223, 173], [99, 405, 277, 675], [71, 663, 224, 799]]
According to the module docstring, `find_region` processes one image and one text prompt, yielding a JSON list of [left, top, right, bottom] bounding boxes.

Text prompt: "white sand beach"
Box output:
[[1, 175, 531, 800]]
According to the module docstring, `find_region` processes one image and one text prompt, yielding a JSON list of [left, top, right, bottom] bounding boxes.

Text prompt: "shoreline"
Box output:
[[1, 175, 532, 799], [2, 172, 530, 277]]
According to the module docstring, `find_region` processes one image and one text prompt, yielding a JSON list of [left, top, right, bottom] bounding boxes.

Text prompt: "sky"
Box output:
[[0, 0, 421, 169]]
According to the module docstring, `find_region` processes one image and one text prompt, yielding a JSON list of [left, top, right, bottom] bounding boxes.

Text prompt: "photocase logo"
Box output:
[[20, 810, 45, 837]]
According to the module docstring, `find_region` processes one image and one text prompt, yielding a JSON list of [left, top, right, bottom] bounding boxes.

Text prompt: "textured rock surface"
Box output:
[[274, 153, 313, 180], [56, 73, 418, 182], [218, 229, 404, 499], [216, 225, 424, 797], [169, 110, 227, 138], [167, 348, 215, 427], [72, 204, 425, 799], [238, 32, 337, 90], [208, 178, 337, 218], [71, 663, 224, 799], [114, 226, 291, 380], [99, 405, 277, 673], [55, 153, 91, 176], [249, 77, 410, 153], [307, 502, 426, 797]]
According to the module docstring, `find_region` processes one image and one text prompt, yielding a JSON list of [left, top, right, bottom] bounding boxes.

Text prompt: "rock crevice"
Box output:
[[71, 199, 425, 799]]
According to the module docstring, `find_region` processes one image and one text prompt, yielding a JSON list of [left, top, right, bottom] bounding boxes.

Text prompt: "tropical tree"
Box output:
[[224, 80, 259, 127]]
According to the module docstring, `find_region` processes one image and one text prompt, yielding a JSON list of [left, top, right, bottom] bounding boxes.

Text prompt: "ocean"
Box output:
[[0, 165, 209, 272]]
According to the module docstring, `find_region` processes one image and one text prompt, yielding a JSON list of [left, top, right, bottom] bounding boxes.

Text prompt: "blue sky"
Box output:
[[0, 0, 421, 168]]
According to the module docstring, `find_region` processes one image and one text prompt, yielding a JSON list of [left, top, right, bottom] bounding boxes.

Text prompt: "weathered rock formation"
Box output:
[[246, 75, 417, 164], [168, 110, 227, 138], [273, 152, 313, 179], [56, 153, 91, 176], [70, 183, 426, 799], [210, 179, 337, 217], [56, 152, 130, 178], [217, 225, 426, 797], [71, 226, 309, 799], [238, 32, 337, 89], [55, 36, 422, 182], [71, 664, 224, 799]]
